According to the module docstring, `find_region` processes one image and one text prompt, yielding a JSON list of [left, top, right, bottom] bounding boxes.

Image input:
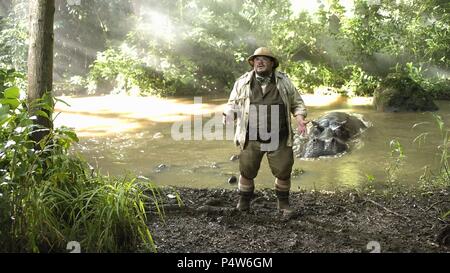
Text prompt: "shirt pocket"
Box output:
[[236, 94, 249, 106]]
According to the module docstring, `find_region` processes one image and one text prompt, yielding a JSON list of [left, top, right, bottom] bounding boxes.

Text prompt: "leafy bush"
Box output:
[[53, 76, 88, 96], [392, 63, 450, 99], [342, 65, 380, 96], [285, 61, 337, 93], [87, 47, 169, 96], [0, 85, 162, 252], [426, 78, 450, 100], [414, 113, 450, 191], [0, 10, 28, 72], [0, 67, 26, 95]]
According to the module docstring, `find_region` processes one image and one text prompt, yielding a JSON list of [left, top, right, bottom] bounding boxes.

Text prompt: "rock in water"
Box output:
[[227, 176, 237, 184], [373, 74, 438, 112], [153, 132, 164, 139], [155, 164, 168, 172]]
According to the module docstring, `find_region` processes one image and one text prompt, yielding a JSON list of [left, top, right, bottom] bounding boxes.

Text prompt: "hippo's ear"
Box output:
[[331, 120, 347, 130], [312, 121, 324, 131]]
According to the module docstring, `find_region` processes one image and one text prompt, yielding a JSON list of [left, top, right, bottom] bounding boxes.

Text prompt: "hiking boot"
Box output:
[[276, 190, 296, 218], [236, 191, 253, 211]]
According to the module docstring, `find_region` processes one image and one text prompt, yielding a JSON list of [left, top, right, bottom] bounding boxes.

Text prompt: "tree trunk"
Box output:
[[27, 0, 55, 144]]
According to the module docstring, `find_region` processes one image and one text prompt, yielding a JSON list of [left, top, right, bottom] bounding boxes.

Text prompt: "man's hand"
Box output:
[[295, 115, 309, 136]]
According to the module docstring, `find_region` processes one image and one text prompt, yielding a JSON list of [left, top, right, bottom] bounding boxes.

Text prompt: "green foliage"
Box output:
[[392, 63, 450, 99], [431, 114, 449, 183], [53, 0, 136, 78], [413, 113, 450, 191], [53, 75, 87, 96], [0, 84, 161, 252], [342, 65, 380, 96], [284, 61, 326, 92], [0, 0, 137, 79], [384, 139, 406, 188], [272, 0, 449, 96], [0, 2, 28, 72], [85, 0, 296, 96], [87, 47, 167, 96], [378, 71, 423, 94], [0, 67, 25, 94], [426, 78, 450, 100], [1, 0, 449, 97]]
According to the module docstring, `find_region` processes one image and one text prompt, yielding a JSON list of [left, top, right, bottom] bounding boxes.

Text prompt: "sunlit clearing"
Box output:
[[54, 37, 98, 59], [137, 9, 174, 43], [289, 0, 321, 15], [54, 95, 225, 137], [119, 43, 138, 58]]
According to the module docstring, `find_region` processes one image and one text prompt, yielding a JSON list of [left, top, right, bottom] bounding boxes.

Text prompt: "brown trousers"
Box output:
[[239, 136, 294, 181]]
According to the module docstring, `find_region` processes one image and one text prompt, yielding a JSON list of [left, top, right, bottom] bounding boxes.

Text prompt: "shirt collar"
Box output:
[[255, 72, 272, 85]]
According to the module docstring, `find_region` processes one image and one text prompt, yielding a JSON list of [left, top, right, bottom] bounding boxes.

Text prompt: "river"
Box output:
[[54, 94, 450, 191]]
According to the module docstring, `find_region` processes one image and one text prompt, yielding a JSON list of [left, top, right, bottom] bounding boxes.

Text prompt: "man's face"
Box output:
[[253, 56, 273, 76]]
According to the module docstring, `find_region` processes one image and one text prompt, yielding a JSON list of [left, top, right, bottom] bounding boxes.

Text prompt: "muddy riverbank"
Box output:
[[148, 187, 450, 253]]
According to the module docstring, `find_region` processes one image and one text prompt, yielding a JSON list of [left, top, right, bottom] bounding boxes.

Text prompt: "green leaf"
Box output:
[[35, 110, 49, 119], [54, 97, 71, 107], [0, 98, 20, 109], [443, 210, 450, 219], [4, 86, 20, 99], [0, 115, 13, 126], [0, 104, 10, 115], [61, 128, 79, 142]]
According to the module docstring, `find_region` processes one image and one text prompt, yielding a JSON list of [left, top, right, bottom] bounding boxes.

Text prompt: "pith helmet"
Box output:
[[247, 47, 279, 69]]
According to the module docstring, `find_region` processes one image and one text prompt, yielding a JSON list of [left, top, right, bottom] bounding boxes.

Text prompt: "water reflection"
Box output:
[[54, 95, 225, 136], [54, 95, 450, 190]]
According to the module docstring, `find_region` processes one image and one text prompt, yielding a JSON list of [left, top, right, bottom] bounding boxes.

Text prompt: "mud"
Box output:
[[147, 187, 450, 253]]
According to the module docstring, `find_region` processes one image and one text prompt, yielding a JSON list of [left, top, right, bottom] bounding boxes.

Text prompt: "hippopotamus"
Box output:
[[294, 112, 367, 158]]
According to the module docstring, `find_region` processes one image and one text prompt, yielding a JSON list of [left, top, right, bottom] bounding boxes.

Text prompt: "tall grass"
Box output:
[[413, 113, 450, 189], [413, 113, 449, 220], [36, 173, 162, 252], [384, 139, 406, 190], [0, 83, 163, 252]]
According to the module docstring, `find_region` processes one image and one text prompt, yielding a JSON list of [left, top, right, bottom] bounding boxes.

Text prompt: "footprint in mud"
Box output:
[[437, 226, 450, 246], [197, 198, 234, 214]]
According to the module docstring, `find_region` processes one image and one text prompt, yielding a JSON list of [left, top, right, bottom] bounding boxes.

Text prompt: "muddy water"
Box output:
[[54, 95, 450, 191]]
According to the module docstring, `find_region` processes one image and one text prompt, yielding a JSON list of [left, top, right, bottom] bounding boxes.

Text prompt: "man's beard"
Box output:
[[255, 69, 272, 77]]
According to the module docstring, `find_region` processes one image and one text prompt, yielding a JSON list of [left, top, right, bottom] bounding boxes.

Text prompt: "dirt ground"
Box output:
[[147, 187, 450, 253]]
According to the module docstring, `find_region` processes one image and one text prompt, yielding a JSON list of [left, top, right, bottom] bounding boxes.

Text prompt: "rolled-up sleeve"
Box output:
[[224, 81, 240, 116], [287, 79, 307, 118]]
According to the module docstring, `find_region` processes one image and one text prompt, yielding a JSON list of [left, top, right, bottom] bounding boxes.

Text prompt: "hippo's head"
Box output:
[[296, 112, 367, 158], [302, 134, 348, 158], [302, 137, 325, 158], [323, 137, 347, 155]]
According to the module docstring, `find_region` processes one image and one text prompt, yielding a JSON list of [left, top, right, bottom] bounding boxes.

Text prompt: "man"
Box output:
[[223, 47, 308, 216]]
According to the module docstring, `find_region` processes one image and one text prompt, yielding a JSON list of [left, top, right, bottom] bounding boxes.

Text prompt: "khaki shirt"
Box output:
[[224, 70, 307, 150]]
